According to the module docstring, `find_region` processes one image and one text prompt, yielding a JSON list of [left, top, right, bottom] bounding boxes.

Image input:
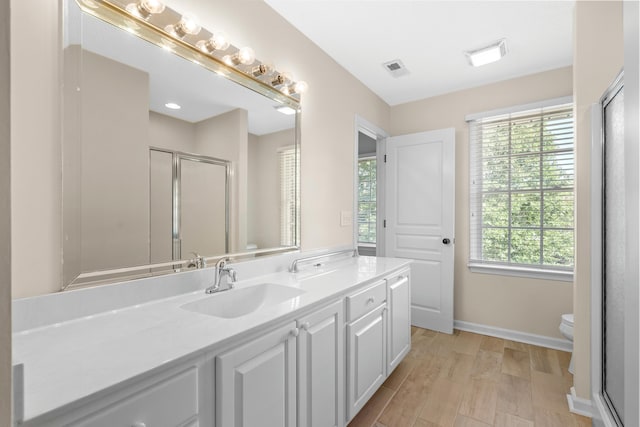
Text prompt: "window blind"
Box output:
[[469, 102, 574, 270], [279, 146, 299, 246]]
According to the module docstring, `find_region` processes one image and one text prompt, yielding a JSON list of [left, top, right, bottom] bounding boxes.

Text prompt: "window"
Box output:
[[468, 100, 574, 279], [279, 146, 299, 246], [358, 157, 377, 244]]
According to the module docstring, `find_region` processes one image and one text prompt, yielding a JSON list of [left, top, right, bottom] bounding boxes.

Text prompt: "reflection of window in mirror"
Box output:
[[279, 146, 299, 246], [358, 157, 377, 245]]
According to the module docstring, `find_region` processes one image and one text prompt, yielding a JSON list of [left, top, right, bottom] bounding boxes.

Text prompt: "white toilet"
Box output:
[[559, 313, 574, 374]]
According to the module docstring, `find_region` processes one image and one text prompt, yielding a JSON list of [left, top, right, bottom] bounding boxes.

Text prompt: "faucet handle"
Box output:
[[188, 252, 206, 269], [215, 257, 230, 269]]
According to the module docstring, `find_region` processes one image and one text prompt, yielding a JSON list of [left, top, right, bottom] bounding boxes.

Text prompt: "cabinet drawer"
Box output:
[[346, 280, 386, 322], [73, 367, 198, 427]]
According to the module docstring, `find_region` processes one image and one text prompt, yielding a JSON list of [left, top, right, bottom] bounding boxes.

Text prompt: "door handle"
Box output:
[[442, 238, 451, 245]]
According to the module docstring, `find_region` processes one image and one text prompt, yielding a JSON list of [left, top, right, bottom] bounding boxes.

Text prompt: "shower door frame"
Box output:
[[150, 147, 231, 261], [590, 71, 626, 427]]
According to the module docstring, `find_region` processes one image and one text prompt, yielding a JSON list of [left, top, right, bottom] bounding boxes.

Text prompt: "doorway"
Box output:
[[354, 117, 388, 257]]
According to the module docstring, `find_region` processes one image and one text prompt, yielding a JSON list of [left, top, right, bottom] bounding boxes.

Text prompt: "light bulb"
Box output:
[[141, 0, 164, 13], [125, 0, 164, 19], [211, 32, 230, 51], [237, 47, 255, 65], [196, 32, 231, 54], [293, 81, 308, 94], [165, 13, 201, 38], [179, 13, 201, 35], [227, 47, 255, 66]]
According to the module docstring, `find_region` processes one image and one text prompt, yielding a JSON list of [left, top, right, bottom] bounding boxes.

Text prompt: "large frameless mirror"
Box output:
[[62, 0, 300, 289]]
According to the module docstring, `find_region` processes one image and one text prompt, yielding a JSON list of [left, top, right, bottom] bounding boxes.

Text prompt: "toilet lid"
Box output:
[[561, 313, 574, 326]]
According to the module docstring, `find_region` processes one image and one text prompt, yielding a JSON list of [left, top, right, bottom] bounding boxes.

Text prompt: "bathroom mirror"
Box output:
[[62, 0, 300, 289]]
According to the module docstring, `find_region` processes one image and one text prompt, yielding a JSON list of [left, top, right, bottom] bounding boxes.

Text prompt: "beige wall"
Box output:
[[248, 129, 296, 249], [195, 109, 249, 253], [11, 0, 62, 298], [390, 67, 574, 340], [573, 0, 624, 399], [149, 111, 197, 153], [0, 0, 10, 423], [80, 50, 150, 272]]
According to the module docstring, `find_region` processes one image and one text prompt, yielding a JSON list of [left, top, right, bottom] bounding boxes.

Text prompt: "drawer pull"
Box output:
[[301, 322, 310, 331], [366, 297, 375, 305], [132, 423, 147, 427], [290, 328, 300, 337]]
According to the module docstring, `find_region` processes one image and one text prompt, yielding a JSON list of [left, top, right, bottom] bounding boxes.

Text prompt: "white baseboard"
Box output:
[[453, 320, 573, 352], [567, 387, 594, 417]]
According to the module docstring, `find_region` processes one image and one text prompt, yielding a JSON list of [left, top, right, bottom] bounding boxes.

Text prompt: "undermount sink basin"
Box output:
[[181, 283, 306, 319]]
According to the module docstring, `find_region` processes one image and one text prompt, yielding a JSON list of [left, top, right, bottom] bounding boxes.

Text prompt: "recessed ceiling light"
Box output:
[[466, 39, 507, 67], [274, 105, 296, 115], [165, 102, 181, 110]]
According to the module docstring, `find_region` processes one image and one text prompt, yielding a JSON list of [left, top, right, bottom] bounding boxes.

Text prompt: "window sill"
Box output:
[[468, 263, 573, 282]]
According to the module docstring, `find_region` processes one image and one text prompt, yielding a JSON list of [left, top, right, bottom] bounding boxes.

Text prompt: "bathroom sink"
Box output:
[[181, 283, 305, 319]]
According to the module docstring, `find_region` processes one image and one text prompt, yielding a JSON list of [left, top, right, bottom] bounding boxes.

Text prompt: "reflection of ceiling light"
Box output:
[[165, 102, 181, 110], [466, 39, 507, 67], [274, 106, 296, 115]]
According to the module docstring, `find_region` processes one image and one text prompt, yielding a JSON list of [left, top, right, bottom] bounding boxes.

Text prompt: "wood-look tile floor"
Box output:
[[348, 327, 591, 427]]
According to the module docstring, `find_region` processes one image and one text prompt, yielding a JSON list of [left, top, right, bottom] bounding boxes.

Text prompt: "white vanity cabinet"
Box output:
[[297, 300, 344, 427], [215, 321, 298, 427], [23, 355, 211, 427], [69, 367, 200, 427], [386, 270, 411, 373], [345, 281, 388, 421], [215, 301, 345, 427]]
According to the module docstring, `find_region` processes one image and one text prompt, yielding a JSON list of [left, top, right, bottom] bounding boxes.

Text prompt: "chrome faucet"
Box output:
[[205, 257, 237, 294], [187, 252, 206, 269]]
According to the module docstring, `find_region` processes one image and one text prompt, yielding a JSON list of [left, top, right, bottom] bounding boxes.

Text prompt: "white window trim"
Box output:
[[468, 262, 573, 282], [468, 97, 575, 279], [465, 95, 573, 122]]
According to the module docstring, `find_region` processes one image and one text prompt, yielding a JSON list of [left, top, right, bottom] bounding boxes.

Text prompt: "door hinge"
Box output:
[[383, 220, 386, 228], [384, 154, 387, 163]]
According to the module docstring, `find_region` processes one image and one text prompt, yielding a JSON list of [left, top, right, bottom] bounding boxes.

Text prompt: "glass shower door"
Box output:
[[602, 76, 625, 426]]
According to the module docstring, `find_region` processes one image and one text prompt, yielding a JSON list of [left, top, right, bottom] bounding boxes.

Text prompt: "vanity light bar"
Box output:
[[101, 0, 307, 99]]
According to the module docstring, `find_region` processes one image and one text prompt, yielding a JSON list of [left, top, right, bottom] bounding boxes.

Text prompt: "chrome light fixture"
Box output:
[[466, 39, 507, 67], [82, 0, 308, 102], [125, 0, 164, 19]]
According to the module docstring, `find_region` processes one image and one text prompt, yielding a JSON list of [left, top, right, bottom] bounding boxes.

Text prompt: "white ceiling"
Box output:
[[265, 0, 575, 106]]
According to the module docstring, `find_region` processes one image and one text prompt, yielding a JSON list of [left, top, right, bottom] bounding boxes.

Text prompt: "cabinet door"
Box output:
[[346, 304, 387, 421], [387, 272, 411, 373], [70, 367, 198, 427], [297, 300, 344, 427], [216, 322, 297, 427]]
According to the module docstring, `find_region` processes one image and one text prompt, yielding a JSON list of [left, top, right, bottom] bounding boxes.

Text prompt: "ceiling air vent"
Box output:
[[383, 59, 410, 78]]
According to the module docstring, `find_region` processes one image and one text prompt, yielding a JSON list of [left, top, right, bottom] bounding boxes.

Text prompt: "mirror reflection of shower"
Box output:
[[150, 148, 230, 263]]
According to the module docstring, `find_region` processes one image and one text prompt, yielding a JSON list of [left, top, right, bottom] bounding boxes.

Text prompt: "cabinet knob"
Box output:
[[366, 297, 375, 305], [132, 423, 147, 427], [301, 322, 310, 331], [290, 328, 300, 337]]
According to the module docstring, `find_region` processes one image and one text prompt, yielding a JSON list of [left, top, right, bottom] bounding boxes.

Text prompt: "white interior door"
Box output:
[[385, 129, 455, 333]]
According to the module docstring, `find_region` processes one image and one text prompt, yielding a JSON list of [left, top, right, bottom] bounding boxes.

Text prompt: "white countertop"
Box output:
[[12, 256, 411, 422]]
